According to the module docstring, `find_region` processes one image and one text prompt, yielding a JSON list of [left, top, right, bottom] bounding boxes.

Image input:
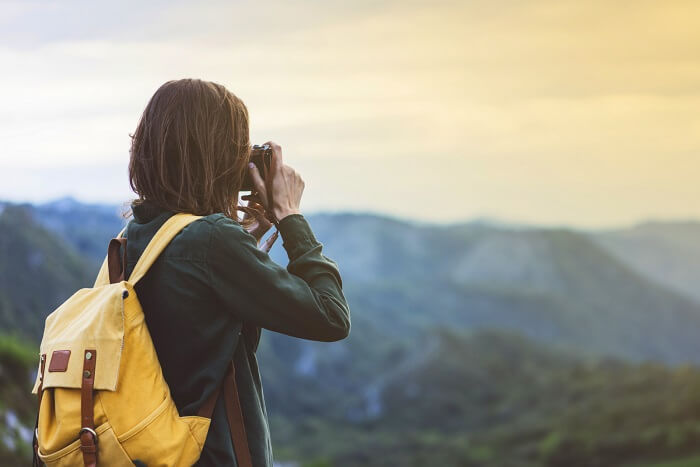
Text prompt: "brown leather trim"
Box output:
[[223, 360, 253, 467], [80, 350, 97, 467], [79, 431, 97, 467], [49, 350, 71, 372], [37, 354, 46, 407], [34, 353, 46, 464], [197, 385, 222, 419], [108, 238, 128, 284], [197, 356, 253, 466]]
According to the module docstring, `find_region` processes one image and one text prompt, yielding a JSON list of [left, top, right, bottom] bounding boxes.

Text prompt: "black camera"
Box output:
[[241, 144, 273, 191]]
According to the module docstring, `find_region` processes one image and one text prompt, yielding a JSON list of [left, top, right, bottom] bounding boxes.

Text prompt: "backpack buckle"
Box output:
[[79, 427, 98, 444]]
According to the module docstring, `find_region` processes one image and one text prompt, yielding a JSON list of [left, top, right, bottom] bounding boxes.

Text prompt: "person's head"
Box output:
[[128, 78, 252, 224]]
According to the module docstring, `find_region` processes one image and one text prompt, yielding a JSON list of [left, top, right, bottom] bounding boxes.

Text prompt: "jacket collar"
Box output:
[[131, 199, 173, 224]]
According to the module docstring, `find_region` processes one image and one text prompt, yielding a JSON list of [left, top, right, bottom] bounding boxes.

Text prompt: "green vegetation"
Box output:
[[0, 334, 37, 465], [2, 200, 700, 465], [270, 330, 700, 466], [0, 204, 93, 339]]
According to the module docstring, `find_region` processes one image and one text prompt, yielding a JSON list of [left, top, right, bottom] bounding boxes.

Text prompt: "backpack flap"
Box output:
[[32, 283, 127, 394]]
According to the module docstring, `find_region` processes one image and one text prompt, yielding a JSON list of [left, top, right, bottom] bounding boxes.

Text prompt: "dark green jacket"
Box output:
[[122, 200, 351, 466]]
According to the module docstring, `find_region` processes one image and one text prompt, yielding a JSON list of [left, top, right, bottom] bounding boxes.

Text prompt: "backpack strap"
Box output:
[[94, 225, 127, 287], [127, 213, 203, 285], [223, 360, 253, 467], [32, 353, 46, 467], [79, 349, 98, 467], [198, 359, 253, 467], [94, 214, 202, 287], [107, 238, 128, 283]]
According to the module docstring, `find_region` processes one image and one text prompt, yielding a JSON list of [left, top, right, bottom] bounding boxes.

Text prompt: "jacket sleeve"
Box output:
[[206, 213, 351, 342]]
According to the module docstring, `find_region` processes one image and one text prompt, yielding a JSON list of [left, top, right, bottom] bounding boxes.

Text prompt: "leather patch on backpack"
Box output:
[[49, 350, 71, 372]]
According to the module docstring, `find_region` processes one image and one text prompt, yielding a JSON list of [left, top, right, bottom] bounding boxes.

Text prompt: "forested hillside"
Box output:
[[269, 331, 700, 467], [0, 204, 93, 339], [1, 198, 699, 466], [0, 335, 37, 465]]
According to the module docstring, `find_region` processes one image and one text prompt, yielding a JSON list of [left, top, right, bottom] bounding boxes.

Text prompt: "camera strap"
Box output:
[[236, 204, 280, 253]]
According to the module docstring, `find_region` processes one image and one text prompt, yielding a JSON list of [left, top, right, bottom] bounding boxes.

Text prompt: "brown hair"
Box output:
[[127, 78, 254, 228]]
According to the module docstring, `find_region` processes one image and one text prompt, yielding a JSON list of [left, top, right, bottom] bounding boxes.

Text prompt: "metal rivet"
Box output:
[[84, 370, 91, 378], [122, 290, 129, 299], [85, 351, 93, 360]]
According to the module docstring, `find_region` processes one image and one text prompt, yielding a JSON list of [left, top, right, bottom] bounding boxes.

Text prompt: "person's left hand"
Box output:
[[239, 194, 274, 243]]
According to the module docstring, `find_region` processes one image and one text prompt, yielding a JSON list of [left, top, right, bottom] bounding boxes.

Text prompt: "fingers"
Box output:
[[239, 205, 266, 222], [264, 141, 283, 174], [248, 163, 269, 208], [237, 204, 274, 244], [241, 192, 263, 204], [240, 198, 263, 212], [238, 204, 273, 231], [246, 200, 266, 213]]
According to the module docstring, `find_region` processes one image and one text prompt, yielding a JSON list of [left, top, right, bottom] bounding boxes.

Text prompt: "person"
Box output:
[[122, 78, 351, 466]]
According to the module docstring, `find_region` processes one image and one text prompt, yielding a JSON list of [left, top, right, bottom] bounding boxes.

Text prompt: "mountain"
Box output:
[[5, 201, 700, 362], [1, 198, 700, 465], [6, 327, 700, 466], [31, 197, 127, 266], [0, 204, 93, 339], [595, 221, 700, 303], [4, 200, 700, 368], [267, 214, 700, 364], [269, 330, 700, 467]]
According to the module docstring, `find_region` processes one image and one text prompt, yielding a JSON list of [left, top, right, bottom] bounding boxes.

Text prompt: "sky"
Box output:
[[0, 0, 698, 227]]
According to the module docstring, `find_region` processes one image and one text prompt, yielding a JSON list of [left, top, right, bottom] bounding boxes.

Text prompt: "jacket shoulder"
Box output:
[[204, 213, 257, 243], [169, 213, 250, 252], [146, 214, 236, 262]]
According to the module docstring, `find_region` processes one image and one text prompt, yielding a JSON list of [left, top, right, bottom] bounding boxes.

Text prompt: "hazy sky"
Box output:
[[0, 0, 698, 227]]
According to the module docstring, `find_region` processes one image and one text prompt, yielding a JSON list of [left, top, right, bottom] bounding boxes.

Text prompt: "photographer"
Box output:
[[124, 78, 351, 466]]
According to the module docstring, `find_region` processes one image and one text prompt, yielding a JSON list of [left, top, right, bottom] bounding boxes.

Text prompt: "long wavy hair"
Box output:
[[127, 78, 254, 229]]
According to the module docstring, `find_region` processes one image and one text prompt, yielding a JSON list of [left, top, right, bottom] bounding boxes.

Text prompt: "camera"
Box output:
[[241, 144, 272, 191]]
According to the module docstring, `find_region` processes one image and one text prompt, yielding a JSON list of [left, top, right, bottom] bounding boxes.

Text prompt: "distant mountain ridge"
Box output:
[[1, 198, 700, 465], [2, 198, 699, 363], [0, 204, 93, 339], [595, 221, 700, 303], [302, 216, 700, 363]]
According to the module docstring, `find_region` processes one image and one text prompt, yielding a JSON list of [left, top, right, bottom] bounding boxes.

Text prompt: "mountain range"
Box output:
[[0, 197, 699, 466]]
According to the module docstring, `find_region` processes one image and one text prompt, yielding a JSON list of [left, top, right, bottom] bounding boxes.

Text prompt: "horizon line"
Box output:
[[1, 195, 698, 233]]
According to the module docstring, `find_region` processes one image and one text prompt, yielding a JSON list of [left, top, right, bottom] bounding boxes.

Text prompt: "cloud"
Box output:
[[0, 0, 698, 226]]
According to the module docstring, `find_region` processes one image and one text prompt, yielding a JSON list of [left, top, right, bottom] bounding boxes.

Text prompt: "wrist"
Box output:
[[273, 208, 301, 222], [274, 208, 301, 222]]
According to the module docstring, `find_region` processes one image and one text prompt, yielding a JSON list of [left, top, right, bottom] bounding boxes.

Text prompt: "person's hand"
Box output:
[[239, 194, 274, 243], [246, 141, 304, 223]]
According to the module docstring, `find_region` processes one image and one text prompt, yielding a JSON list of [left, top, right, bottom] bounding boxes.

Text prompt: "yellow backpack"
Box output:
[[31, 213, 253, 467]]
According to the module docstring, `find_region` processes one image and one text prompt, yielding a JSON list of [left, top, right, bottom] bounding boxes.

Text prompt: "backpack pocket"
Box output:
[[37, 421, 133, 467], [118, 394, 212, 467]]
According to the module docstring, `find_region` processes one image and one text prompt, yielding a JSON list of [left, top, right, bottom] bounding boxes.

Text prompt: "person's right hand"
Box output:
[[246, 141, 304, 223]]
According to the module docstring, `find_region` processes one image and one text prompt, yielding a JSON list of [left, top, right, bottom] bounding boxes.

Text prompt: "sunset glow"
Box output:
[[1, 0, 698, 226]]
